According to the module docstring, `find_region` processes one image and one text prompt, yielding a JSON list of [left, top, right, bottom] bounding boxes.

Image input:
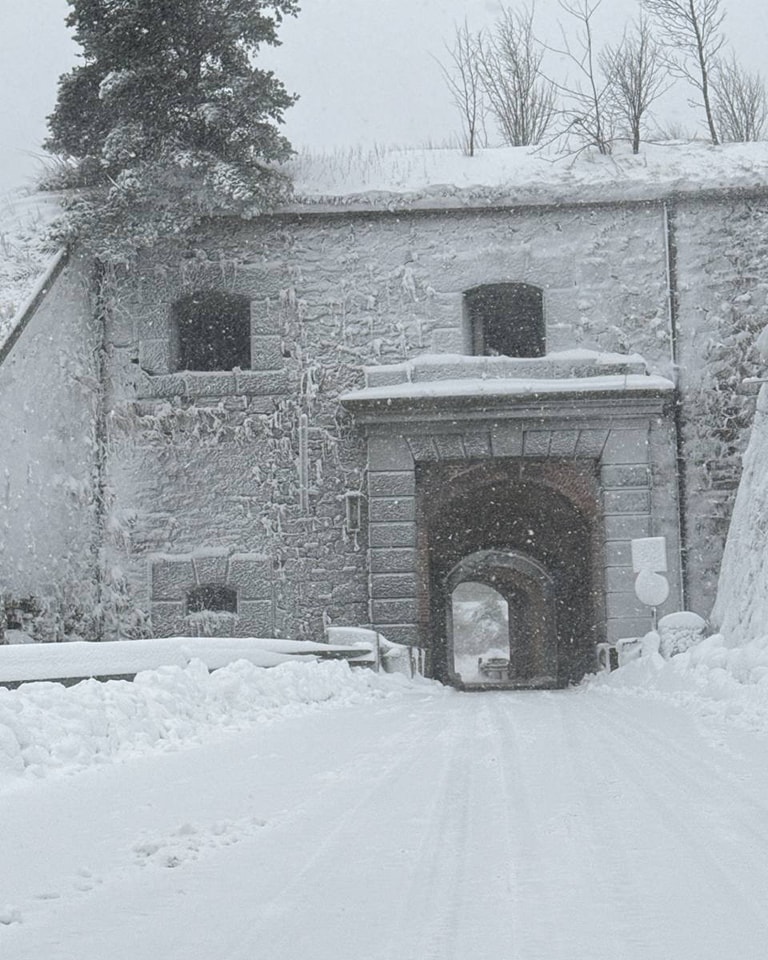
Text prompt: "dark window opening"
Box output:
[[465, 282, 545, 357], [186, 585, 238, 615], [173, 291, 251, 371]]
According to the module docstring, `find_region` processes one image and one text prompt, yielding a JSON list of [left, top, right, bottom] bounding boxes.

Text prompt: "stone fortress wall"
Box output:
[[4, 189, 766, 657], [98, 192, 768, 647]]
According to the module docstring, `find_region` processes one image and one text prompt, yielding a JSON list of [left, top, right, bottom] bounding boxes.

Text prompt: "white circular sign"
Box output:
[[634, 570, 670, 607]]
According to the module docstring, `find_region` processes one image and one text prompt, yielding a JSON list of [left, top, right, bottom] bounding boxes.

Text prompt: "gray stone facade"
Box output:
[[6, 185, 765, 679]]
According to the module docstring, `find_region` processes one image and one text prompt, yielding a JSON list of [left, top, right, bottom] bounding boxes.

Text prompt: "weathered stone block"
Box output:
[[365, 366, 409, 388], [371, 573, 419, 599], [491, 424, 523, 457], [433, 434, 466, 460], [606, 617, 654, 644], [250, 335, 284, 371], [605, 566, 636, 593], [369, 496, 416, 523], [406, 436, 439, 461], [150, 600, 187, 636], [429, 328, 465, 354], [378, 624, 420, 646], [367, 435, 414, 471], [492, 358, 554, 379], [411, 360, 470, 382], [604, 541, 632, 567], [601, 465, 650, 488], [548, 430, 580, 457], [605, 590, 653, 620], [369, 522, 417, 548], [139, 338, 171, 375], [368, 471, 415, 498], [192, 555, 229, 585], [371, 598, 418, 624], [330, 579, 368, 604], [523, 431, 551, 457], [228, 554, 272, 600], [575, 430, 609, 458], [250, 301, 279, 335], [235, 370, 289, 395], [603, 514, 652, 540], [185, 372, 237, 397], [151, 559, 195, 600], [602, 429, 650, 465], [369, 547, 417, 574], [139, 373, 187, 399], [234, 600, 274, 637], [603, 489, 651, 515], [462, 430, 493, 458]]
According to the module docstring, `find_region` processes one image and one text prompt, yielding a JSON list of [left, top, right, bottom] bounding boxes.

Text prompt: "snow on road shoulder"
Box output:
[[0, 659, 431, 788], [588, 630, 768, 735]]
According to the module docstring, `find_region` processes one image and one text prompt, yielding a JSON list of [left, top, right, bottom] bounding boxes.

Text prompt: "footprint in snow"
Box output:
[[132, 816, 267, 869]]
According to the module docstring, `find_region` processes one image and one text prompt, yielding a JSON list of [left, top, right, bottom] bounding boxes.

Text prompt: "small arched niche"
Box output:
[[172, 290, 251, 371], [464, 282, 545, 357]]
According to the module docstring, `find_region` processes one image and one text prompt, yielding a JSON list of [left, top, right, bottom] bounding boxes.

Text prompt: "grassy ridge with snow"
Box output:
[[286, 141, 768, 203], [0, 191, 61, 348]]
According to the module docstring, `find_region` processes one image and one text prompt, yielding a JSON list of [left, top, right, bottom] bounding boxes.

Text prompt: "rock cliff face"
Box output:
[[713, 381, 768, 641]]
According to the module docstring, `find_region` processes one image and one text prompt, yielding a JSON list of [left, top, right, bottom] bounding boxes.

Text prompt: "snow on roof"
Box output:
[[284, 141, 768, 210], [0, 190, 62, 350]]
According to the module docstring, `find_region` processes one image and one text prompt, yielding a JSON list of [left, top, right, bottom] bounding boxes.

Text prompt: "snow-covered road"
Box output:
[[3, 682, 768, 960]]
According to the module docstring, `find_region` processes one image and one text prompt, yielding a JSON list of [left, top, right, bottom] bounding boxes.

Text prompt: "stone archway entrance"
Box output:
[[447, 549, 557, 688], [341, 358, 683, 684], [418, 458, 603, 689]]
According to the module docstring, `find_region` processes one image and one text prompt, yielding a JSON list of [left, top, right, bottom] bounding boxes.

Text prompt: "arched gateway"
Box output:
[[421, 458, 601, 688], [341, 352, 683, 689]]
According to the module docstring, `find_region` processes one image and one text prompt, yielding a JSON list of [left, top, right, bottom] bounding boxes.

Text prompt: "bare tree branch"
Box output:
[[600, 18, 669, 153], [476, 5, 556, 147], [545, 0, 614, 155], [643, 0, 725, 143], [436, 20, 487, 156], [712, 55, 768, 142]]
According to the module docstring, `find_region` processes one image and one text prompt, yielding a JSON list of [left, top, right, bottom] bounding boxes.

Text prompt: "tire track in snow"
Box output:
[[573, 692, 768, 956], [217, 694, 467, 960], [585, 691, 768, 873]]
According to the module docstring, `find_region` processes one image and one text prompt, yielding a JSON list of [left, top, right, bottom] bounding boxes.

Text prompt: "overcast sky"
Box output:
[[1, 0, 767, 194]]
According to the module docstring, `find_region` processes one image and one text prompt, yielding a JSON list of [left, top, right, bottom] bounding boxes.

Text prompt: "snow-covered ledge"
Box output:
[[341, 351, 674, 418]]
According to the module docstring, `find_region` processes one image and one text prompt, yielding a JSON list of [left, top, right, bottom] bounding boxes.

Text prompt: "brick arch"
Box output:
[[417, 457, 602, 686]]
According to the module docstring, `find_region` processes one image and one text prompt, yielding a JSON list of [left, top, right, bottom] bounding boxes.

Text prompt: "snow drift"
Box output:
[[0, 659, 421, 786]]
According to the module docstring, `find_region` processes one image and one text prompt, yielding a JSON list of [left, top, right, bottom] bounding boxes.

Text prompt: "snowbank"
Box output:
[[589, 630, 768, 735], [0, 636, 371, 684], [286, 141, 768, 206], [0, 659, 422, 786]]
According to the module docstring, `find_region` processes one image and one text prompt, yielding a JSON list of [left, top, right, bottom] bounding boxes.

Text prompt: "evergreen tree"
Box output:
[[46, 0, 299, 255]]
